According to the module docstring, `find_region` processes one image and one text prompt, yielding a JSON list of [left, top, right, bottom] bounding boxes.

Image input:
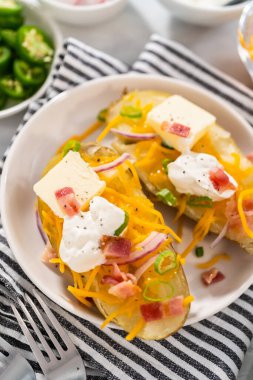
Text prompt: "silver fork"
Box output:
[[11, 290, 86, 380], [0, 335, 36, 380]]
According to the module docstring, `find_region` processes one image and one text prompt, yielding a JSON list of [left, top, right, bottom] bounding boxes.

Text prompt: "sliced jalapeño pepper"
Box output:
[[17, 25, 54, 65], [0, 75, 29, 99], [162, 158, 172, 174], [62, 140, 81, 157], [0, 89, 7, 110], [97, 108, 108, 122], [195, 246, 204, 257], [187, 196, 213, 208], [143, 280, 174, 302], [120, 105, 142, 119], [156, 188, 177, 206], [1, 29, 17, 49], [0, 0, 23, 15], [154, 250, 177, 275], [14, 60, 47, 86], [114, 212, 129, 236], [0, 14, 23, 29], [0, 46, 11, 75]]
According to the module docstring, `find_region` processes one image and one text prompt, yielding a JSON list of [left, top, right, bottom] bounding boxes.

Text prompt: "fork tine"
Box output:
[[17, 298, 56, 362], [33, 290, 75, 350], [10, 303, 48, 374], [24, 294, 64, 356]]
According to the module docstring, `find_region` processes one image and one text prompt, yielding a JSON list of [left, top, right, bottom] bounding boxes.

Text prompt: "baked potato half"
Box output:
[[100, 90, 253, 255], [36, 142, 190, 340]]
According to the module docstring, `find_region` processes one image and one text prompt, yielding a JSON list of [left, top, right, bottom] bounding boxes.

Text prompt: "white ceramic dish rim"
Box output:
[[1, 73, 253, 328], [164, 0, 246, 12], [40, 0, 125, 12], [0, 0, 62, 119]]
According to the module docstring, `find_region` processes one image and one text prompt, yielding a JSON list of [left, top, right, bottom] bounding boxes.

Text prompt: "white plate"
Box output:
[[1, 74, 253, 328], [0, 0, 62, 119]]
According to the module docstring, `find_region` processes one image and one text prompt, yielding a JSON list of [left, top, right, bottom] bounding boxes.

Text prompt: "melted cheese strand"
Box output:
[[196, 254, 230, 269]]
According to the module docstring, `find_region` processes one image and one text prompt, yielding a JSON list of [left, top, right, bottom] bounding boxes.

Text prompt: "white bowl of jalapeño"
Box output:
[[0, 0, 62, 119]]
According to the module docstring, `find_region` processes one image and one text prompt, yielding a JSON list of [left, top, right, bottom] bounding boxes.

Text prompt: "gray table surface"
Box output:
[[1, 0, 252, 378]]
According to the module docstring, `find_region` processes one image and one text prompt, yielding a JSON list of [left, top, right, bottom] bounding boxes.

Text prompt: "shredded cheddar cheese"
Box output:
[[84, 266, 100, 291], [196, 254, 230, 269], [238, 188, 253, 239], [50, 258, 65, 273], [125, 318, 145, 341], [57, 121, 103, 153], [174, 195, 187, 222], [100, 299, 137, 329], [181, 209, 215, 258], [96, 115, 122, 142], [183, 295, 194, 307]]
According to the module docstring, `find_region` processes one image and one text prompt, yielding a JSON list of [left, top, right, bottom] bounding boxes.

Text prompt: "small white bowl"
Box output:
[[39, 0, 128, 26], [159, 0, 247, 26], [238, 2, 253, 82], [0, 0, 62, 119]]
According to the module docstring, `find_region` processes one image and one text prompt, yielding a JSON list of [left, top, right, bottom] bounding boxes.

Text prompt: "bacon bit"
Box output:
[[201, 267, 225, 286], [101, 276, 120, 285], [167, 296, 184, 316], [100, 235, 131, 258], [101, 263, 137, 286], [55, 187, 80, 217], [42, 243, 57, 263], [247, 153, 253, 163], [140, 302, 163, 322], [209, 168, 236, 192], [161, 121, 191, 137], [108, 280, 140, 299], [226, 196, 253, 232]]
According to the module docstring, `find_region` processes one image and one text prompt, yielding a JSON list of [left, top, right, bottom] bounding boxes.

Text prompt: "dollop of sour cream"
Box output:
[[168, 152, 237, 202], [60, 196, 125, 273]]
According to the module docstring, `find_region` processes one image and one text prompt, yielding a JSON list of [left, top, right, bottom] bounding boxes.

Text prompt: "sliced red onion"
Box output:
[[210, 222, 228, 249], [36, 211, 47, 244], [105, 232, 167, 265], [135, 255, 157, 281], [111, 128, 158, 140], [93, 153, 130, 173]]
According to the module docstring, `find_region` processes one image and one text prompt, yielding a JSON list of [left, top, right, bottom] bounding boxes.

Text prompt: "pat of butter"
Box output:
[[146, 95, 216, 152], [34, 151, 105, 218]]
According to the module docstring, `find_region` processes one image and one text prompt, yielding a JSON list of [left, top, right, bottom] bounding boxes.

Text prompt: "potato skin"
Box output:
[[38, 142, 190, 339], [110, 90, 253, 255]]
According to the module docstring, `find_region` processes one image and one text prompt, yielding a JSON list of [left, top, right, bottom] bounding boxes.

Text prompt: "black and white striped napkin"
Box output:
[[1, 35, 253, 380]]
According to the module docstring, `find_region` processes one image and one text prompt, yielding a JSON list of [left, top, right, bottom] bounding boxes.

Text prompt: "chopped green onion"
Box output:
[[162, 141, 174, 150], [156, 188, 177, 206], [143, 280, 174, 302], [120, 105, 142, 119], [162, 158, 172, 174], [195, 246, 204, 257], [114, 211, 129, 236], [62, 140, 81, 157], [154, 250, 177, 275], [97, 108, 108, 122], [187, 196, 213, 208]]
